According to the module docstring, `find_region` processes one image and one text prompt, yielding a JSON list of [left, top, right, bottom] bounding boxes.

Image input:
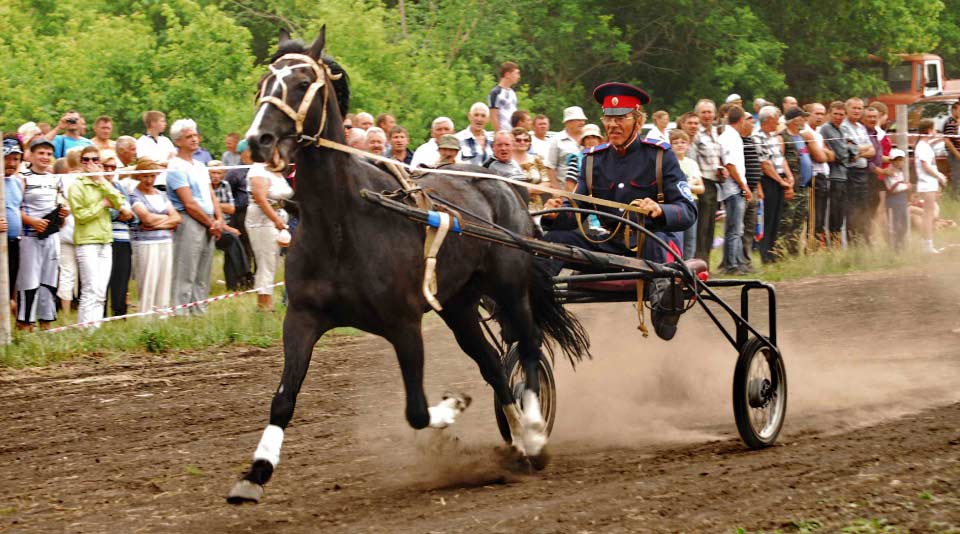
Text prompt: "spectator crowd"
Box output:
[[4, 110, 290, 330], [3, 60, 956, 328]]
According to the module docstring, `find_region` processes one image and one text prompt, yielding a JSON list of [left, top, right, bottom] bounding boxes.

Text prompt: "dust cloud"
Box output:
[[550, 265, 960, 446], [347, 262, 960, 483]]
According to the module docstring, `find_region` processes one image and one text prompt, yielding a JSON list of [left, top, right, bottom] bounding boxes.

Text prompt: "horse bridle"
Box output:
[[256, 53, 342, 146]]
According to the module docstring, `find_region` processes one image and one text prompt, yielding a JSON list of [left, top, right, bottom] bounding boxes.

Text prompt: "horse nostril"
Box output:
[[258, 133, 276, 147]]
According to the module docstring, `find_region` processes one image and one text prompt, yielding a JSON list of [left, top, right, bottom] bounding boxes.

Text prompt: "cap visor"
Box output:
[[602, 108, 634, 116]]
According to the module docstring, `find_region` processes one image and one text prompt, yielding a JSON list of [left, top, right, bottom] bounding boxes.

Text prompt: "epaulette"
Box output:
[[641, 138, 671, 150], [584, 142, 610, 155]]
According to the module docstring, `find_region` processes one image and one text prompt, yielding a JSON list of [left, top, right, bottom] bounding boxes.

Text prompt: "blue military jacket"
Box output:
[[549, 135, 698, 262]]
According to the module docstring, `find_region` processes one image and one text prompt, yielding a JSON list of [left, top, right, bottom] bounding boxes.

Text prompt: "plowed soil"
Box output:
[[3, 263, 959, 533]]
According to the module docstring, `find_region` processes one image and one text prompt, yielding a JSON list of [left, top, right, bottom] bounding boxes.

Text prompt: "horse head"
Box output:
[[245, 26, 350, 171]]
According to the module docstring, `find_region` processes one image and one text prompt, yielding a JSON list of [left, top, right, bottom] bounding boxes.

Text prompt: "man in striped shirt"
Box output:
[[741, 115, 764, 270], [943, 101, 960, 196], [755, 106, 794, 263]]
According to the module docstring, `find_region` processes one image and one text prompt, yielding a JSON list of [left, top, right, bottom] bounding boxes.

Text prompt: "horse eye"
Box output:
[[299, 79, 311, 89]]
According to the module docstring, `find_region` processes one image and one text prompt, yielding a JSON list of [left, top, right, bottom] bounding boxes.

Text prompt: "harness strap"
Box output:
[[655, 150, 664, 203], [422, 211, 454, 311], [574, 154, 622, 244], [314, 137, 652, 215]]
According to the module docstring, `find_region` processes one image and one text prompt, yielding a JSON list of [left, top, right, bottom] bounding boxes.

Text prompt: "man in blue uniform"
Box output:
[[541, 82, 697, 339]]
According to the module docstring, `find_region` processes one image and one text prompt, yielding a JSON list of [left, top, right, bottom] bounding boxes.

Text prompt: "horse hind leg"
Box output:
[[227, 309, 330, 504], [496, 293, 549, 461]]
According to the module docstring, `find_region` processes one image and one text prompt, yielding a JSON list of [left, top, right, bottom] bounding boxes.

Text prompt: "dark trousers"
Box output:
[[828, 180, 847, 236], [695, 180, 719, 264], [813, 174, 830, 244], [215, 231, 251, 290], [949, 153, 960, 197], [232, 206, 256, 274], [7, 238, 19, 301], [846, 167, 871, 244], [742, 189, 759, 266], [886, 192, 908, 252], [759, 176, 784, 263], [106, 241, 131, 317]]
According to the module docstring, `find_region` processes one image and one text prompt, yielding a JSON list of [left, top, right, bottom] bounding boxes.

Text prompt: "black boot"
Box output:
[[648, 278, 684, 341]]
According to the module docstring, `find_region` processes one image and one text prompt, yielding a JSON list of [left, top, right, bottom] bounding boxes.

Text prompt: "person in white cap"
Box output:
[[726, 93, 743, 106], [544, 105, 587, 189], [882, 148, 910, 251]]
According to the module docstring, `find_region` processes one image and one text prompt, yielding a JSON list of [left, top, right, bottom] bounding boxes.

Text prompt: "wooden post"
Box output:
[[0, 150, 10, 344], [895, 104, 910, 241]]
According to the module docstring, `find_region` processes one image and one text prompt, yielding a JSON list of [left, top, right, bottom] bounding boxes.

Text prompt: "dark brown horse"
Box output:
[[227, 28, 588, 504]]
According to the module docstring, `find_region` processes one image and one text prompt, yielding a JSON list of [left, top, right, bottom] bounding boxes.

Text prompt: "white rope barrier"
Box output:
[[37, 282, 285, 334]]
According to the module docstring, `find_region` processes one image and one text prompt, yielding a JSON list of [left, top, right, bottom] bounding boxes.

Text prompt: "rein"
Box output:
[[258, 54, 653, 217]]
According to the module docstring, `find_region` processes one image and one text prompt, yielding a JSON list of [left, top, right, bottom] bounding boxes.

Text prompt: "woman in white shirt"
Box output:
[[914, 119, 948, 253], [246, 163, 293, 310]]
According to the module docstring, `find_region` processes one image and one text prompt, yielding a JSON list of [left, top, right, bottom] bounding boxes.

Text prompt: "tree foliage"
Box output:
[[0, 0, 956, 152]]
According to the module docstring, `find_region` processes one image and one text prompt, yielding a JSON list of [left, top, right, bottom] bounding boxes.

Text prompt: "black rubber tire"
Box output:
[[733, 337, 787, 449], [494, 344, 558, 443]]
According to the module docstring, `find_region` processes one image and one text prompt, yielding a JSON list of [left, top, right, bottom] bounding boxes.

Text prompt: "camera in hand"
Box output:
[[66, 118, 78, 124]]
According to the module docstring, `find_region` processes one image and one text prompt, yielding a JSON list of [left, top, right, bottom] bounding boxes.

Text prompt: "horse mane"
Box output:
[[270, 40, 351, 117]]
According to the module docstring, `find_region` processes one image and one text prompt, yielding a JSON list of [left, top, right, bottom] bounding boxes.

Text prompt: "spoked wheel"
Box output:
[[493, 344, 558, 443], [733, 337, 787, 449]]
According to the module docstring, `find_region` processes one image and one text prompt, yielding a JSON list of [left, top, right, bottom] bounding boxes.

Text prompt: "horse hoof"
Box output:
[[226, 479, 264, 504], [528, 447, 551, 471]]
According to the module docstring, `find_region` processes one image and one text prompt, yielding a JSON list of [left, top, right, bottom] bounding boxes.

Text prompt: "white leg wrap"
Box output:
[[253, 424, 284, 466], [428, 394, 468, 429], [521, 390, 547, 456], [503, 403, 527, 455]]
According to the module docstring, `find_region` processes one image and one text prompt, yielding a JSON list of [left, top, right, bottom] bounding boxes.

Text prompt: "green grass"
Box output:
[[0, 251, 360, 368], [1, 296, 286, 368], [712, 195, 960, 282]]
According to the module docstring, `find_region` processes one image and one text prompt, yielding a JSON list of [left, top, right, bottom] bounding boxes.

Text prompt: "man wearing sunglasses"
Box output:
[[540, 82, 697, 340]]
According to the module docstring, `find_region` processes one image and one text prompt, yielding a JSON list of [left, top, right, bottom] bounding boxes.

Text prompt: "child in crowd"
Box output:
[[883, 149, 910, 252], [669, 129, 705, 259], [563, 124, 607, 239]]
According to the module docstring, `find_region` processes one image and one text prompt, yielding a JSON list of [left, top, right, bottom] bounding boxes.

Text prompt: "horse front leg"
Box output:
[[227, 308, 330, 504], [389, 321, 470, 430]]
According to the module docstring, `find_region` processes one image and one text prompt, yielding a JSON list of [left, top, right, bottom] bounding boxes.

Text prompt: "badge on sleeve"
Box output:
[[677, 181, 695, 202]]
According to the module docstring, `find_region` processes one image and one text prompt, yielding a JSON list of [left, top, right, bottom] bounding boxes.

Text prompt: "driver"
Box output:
[[540, 82, 697, 340]]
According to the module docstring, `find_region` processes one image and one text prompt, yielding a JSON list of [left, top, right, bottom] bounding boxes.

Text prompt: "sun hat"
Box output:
[[581, 124, 603, 139], [562, 106, 588, 123]]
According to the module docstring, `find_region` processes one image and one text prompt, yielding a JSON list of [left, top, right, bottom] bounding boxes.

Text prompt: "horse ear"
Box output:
[[307, 25, 326, 59], [278, 28, 292, 45]]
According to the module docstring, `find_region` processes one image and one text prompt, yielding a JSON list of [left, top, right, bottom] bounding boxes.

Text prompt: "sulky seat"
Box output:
[[567, 259, 709, 293]]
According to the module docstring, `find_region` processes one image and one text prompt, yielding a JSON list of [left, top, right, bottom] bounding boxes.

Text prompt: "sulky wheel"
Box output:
[[732, 337, 787, 449], [494, 344, 557, 444]]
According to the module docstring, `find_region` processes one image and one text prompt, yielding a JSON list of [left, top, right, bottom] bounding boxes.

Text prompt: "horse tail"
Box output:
[[529, 261, 591, 368]]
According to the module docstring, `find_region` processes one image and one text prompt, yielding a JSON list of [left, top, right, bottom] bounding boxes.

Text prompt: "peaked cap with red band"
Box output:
[[593, 82, 651, 116]]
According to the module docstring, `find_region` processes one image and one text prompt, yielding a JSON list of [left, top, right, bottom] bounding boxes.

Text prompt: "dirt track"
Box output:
[[3, 263, 960, 533]]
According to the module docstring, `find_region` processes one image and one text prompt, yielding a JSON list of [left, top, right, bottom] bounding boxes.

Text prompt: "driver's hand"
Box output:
[[541, 197, 564, 219], [634, 197, 663, 218]]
